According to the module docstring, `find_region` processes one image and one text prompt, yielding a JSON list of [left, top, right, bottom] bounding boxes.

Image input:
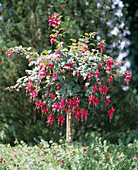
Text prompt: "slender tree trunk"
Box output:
[[66, 110, 72, 142]]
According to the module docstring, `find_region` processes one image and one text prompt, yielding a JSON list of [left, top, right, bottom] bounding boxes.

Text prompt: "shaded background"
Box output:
[[0, 0, 137, 145]]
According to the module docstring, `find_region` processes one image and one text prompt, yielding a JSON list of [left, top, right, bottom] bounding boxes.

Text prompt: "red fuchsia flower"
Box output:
[[79, 49, 88, 54], [94, 70, 100, 79], [12, 152, 17, 157], [55, 51, 61, 55], [47, 114, 54, 126], [53, 72, 57, 79], [49, 92, 55, 99], [68, 98, 79, 110], [99, 86, 109, 94], [74, 108, 81, 120], [106, 58, 114, 70], [93, 84, 98, 92], [125, 70, 131, 85], [35, 100, 45, 110], [92, 97, 99, 107], [88, 95, 93, 103], [83, 85, 85, 90], [48, 13, 60, 26], [28, 78, 32, 83], [108, 106, 115, 120], [109, 75, 113, 83], [57, 117, 65, 126], [99, 43, 104, 53], [105, 98, 111, 106], [57, 84, 61, 90], [52, 102, 59, 111], [61, 160, 64, 163], [88, 96, 99, 107], [48, 16, 54, 25], [42, 108, 48, 116], [80, 108, 89, 122], [52, 93, 55, 99], [0, 158, 3, 163], [6, 51, 13, 60], [30, 90, 37, 101], [65, 63, 73, 67], [46, 63, 54, 67], [53, 16, 60, 26]]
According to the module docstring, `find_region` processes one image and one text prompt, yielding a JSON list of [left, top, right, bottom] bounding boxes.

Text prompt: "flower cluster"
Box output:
[[6, 13, 131, 127]]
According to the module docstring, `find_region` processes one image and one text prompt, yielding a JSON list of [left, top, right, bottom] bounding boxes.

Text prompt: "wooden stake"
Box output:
[[66, 110, 72, 142]]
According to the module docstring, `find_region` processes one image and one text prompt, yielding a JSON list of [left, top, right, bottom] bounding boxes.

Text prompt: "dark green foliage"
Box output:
[[122, 0, 138, 90]]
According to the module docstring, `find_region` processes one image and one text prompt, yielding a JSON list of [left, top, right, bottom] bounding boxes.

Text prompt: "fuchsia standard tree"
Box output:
[[6, 13, 131, 141]]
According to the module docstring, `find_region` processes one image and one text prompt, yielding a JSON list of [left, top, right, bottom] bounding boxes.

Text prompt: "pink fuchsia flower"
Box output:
[[125, 70, 131, 85], [12, 152, 17, 157], [133, 167, 138, 170], [106, 66, 111, 71], [99, 43, 104, 53], [30, 90, 37, 101], [39, 69, 46, 78], [26, 84, 33, 93], [41, 154, 47, 156], [57, 84, 61, 90], [29, 146, 32, 151], [82, 147, 87, 151], [50, 36, 57, 44], [6, 51, 13, 60], [133, 157, 137, 161], [94, 70, 100, 79], [28, 78, 32, 83], [87, 73, 92, 81]]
